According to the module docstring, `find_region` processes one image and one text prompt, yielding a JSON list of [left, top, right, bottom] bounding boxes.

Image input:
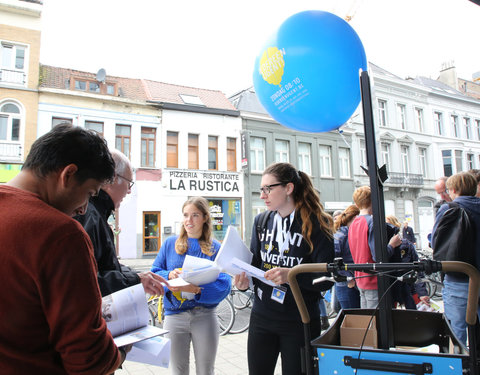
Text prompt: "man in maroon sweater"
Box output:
[[0, 124, 125, 374]]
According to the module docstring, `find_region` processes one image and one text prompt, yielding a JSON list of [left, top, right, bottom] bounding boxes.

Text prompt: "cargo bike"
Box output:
[[288, 259, 480, 375]]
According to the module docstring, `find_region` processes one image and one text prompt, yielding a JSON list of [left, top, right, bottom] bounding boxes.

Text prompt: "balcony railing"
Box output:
[[0, 142, 22, 162], [0, 68, 26, 85], [386, 172, 424, 187]]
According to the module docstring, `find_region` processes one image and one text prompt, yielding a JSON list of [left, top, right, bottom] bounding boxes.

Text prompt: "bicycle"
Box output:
[[147, 295, 164, 327], [228, 287, 253, 334], [217, 297, 235, 335]]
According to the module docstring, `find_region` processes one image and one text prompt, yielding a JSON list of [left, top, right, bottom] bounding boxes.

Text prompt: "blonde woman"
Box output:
[[151, 197, 231, 375]]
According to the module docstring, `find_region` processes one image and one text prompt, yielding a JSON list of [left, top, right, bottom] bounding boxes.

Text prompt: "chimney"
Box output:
[[437, 60, 458, 90]]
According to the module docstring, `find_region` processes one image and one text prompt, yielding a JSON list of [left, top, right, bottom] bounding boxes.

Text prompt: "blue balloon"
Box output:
[[253, 10, 367, 132]]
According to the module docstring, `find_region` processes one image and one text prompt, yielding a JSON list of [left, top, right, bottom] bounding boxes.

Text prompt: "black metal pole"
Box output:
[[360, 70, 394, 349]]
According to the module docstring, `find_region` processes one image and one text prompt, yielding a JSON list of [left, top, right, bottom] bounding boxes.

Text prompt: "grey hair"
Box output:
[[110, 149, 132, 184]]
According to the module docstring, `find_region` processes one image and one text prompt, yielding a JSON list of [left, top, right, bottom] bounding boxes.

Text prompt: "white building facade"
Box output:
[[38, 66, 243, 259]]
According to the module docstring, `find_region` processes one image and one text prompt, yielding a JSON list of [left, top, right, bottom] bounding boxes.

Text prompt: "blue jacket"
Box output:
[[151, 236, 231, 315], [432, 195, 480, 282], [334, 226, 354, 279]]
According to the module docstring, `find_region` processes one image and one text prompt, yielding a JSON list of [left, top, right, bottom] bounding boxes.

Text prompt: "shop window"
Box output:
[[143, 212, 161, 254], [207, 198, 242, 241]]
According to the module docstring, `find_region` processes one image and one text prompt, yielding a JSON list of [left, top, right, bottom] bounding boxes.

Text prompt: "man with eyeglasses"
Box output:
[[433, 176, 452, 215], [75, 149, 167, 296]]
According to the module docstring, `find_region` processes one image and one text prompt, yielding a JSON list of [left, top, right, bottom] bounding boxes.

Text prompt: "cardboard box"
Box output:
[[340, 314, 378, 348]]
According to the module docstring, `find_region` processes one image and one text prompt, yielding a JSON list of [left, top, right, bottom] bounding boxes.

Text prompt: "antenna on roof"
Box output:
[[96, 68, 106, 83]]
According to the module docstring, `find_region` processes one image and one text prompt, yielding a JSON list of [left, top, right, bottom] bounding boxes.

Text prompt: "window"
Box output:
[[442, 150, 452, 176], [167, 131, 178, 168], [227, 137, 237, 172], [0, 102, 21, 141], [381, 143, 391, 171], [188, 134, 199, 169], [250, 137, 265, 173], [396, 103, 407, 129], [141, 127, 156, 168], [115, 124, 131, 159], [455, 150, 463, 172], [338, 148, 351, 178], [467, 153, 475, 170], [441, 149, 463, 177], [1, 42, 27, 85], [319, 145, 332, 177], [360, 139, 367, 166], [143, 212, 160, 254], [74, 80, 87, 91], [464, 117, 472, 140], [414, 108, 424, 132], [52, 117, 72, 128], [84, 121, 104, 136], [89, 82, 100, 93], [476, 119, 480, 140], [208, 136, 218, 170], [451, 115, 459, 137], [434, 112, 443, 135], [377, 99, 387, 126], [275, 140, 289, 163], [179, 94, 205, 106], [298, 142, 312, 175], [418, 147, 428, 178], [400, 145, 410, 174]]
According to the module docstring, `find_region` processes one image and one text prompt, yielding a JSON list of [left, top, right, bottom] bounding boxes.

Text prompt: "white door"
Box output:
[[417, 198, 434, 250]]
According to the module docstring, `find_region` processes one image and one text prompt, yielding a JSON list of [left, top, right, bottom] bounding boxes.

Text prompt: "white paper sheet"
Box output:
[[230, 257, 276, 287], [215, 226, 253, 275], [127, 336, 171, 368]]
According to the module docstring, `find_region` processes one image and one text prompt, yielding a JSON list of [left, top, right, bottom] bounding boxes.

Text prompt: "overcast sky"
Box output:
[[39, 0, 480, 96]]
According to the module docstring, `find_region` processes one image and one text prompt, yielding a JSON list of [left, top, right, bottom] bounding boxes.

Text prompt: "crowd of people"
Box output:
[[2, 123, 480, 374]]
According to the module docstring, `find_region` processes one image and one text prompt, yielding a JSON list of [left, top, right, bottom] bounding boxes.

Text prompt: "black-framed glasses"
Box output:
[[117, 174, 135, 189], [259, 183, 283, 194]]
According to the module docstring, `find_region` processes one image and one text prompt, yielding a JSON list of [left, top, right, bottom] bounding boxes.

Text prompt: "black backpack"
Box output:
[[432, 202, 476, 278], [256, 210, 274, 240]]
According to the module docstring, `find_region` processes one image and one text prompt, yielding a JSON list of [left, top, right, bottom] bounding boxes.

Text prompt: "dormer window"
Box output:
[[179, 94, 204, 106], [70, 76, 117, 95]]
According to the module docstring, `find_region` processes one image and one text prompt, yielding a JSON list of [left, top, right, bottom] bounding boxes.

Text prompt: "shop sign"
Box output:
[[167, 169, 241, 196]]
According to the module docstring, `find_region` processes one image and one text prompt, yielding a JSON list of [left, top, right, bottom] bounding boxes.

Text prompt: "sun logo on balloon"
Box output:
[[259, 47, 285, 87]]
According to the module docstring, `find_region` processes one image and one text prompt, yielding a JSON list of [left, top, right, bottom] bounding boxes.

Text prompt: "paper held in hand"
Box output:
[[102, 284, 170, 367]]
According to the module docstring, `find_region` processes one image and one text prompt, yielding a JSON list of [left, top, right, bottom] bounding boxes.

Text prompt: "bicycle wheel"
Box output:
[[229, 301, 251, 334], [231, 288, 253, 310], [217, 298, 235, 336]]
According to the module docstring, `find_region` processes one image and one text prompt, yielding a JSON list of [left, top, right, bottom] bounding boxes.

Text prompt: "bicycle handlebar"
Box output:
[[287, 260, 480, 326]]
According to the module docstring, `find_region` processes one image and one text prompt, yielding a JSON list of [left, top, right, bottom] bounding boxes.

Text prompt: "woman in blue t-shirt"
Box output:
[[151, 197, 231, 375]]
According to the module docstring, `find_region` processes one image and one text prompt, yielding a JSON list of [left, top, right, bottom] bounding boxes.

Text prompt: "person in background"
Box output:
[[151, 197, 231, 375], [76, 149, 167, 296], [402, 221, 416, 246], [333, 204, 361, 309], [468, 169, 480, 197], [432, 172, 480, 345], [433, 176, 452, 215], [348, 186, 401, 309], [0, 124, 126, 373], [386, 215, 430, 310], [234, 162, 334, 375]]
